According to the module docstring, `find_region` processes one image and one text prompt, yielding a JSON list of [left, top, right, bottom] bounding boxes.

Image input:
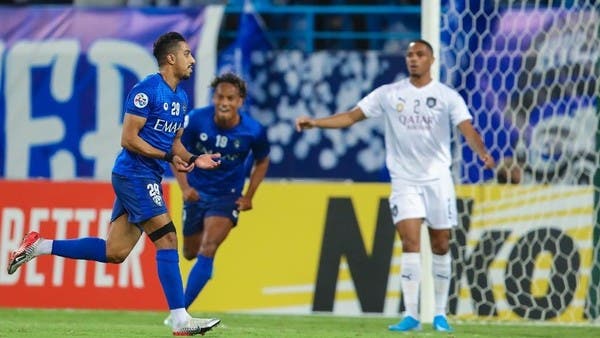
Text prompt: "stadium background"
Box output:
[[0, 0, 598, 325]]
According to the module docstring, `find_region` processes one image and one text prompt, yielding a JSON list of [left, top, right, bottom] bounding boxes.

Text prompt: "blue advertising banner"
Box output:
[[0, 6, 222, 179]]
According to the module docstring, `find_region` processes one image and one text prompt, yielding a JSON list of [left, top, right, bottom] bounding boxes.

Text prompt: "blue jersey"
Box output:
[[181, 106, 269, 198], [112, 73, 188, 179]]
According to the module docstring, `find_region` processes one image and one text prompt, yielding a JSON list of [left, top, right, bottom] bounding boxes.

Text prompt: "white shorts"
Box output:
[[388, 175, 457, 229]]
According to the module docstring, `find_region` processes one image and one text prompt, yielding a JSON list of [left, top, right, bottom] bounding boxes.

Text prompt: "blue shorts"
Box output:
[[111, 173, 168, 225], [183, 195, 239, 236]]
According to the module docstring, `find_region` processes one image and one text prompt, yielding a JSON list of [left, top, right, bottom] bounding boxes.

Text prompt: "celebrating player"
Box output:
[[7, 32, 221, 336], [296, 39, 495, 332], [164, 72, 269, 324]]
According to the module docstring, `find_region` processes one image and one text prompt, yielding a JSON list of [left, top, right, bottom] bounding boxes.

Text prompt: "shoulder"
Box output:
[[241, 112, 262, 126], [134, 73, 161, 90], [188, 105, 213, 116], [375, 78, 409, 93], [128, 74, 162, 101], [240, 112, 266, 133], [433, 81, 462, 96], [366, 79, 410, 101], [187, 106, 214, 123]]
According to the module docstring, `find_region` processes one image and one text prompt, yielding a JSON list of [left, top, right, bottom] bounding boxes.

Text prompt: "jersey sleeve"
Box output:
[[251, 125, 270, 160], [448, 90, 473, 126], [357, 85, 386, 118], [124, 82, 154, 118]]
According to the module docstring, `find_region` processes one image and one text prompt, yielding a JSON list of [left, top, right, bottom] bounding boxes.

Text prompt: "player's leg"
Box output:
[[428, 227, 453, 331], [388, 185, 425, 332], [140, 212, 183, 312], [52, 212, 142, 263], [115, 174, 218, 335], [6, 198, 139, 274], [141, 212, 218, 335], [140, 212, 220, 335], [424, 175, 456, 332], [183, 198, 236, 309], [184, 216, 233, 309]]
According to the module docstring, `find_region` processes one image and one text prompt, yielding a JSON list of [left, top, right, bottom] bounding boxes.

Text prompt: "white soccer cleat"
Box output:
[[7, 231, 41, 275], [172, 317, 220, 336]]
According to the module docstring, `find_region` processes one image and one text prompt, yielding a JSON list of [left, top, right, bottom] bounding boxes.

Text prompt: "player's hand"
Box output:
[[194, 153, 221, 169], [481, 153, 496, 169], [236, 196, 253, 211], [295, 117, 316, 131], [172, 155, 195, 173], [182, 187, 200, 202]]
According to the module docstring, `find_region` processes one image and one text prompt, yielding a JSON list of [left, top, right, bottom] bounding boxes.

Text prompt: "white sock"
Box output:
[[432, 253, 452, 317], [170, 308, 190, 329], [400, 252, 421, 319], [35, 239, 53, 256]]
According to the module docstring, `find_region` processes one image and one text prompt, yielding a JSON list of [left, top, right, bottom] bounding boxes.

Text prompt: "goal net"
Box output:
[[439, 0, 600, 321]]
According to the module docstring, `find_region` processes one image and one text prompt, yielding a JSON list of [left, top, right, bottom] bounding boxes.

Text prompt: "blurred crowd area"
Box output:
[[0, 0, 420, 52]]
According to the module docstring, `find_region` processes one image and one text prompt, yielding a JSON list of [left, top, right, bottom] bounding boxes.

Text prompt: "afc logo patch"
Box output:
[[134, 93, 149, 108], [426, 97, 436, 108]]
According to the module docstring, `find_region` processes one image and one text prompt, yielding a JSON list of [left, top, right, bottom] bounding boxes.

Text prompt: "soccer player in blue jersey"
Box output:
[[7, 32, 221, 336], [167, 72, 270, 319]]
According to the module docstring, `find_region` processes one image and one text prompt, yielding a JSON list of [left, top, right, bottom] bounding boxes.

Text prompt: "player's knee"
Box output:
[[431, 244, 449, 255], [401, 238, 420, 252], [148, 222, 177, 245], [430, 239, 449, 254], [106, 250, 129, 264], [430, 235, 450, 254], [182, 247, 197, 261], [199, 242, 218, 257]]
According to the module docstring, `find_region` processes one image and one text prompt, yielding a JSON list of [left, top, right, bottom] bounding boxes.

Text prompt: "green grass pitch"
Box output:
[[1, 308, 599, 337]]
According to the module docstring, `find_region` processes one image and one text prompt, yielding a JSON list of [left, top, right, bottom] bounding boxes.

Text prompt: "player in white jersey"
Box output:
[[296, 39, 495, 332]]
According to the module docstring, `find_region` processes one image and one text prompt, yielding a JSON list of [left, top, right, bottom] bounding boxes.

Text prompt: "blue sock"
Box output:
[[184, 255, 214, 309], [156, 249, 185, 310], [51, 238, 107, 262]]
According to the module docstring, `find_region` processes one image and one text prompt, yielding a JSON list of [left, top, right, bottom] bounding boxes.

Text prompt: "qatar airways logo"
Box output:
[[153, 119, 183, 134], [397, 97, 439, 130], [398, 113, 438, 130]]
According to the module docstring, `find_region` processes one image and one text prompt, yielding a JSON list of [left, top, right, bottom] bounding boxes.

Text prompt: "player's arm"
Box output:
[[120, 113, 195, 171], [457, 120, 496, 169], [170, 162, 200, 202], [121, 113, 175, 160], [295, 106, 366, 131], [172, 129, 221, 172], [237, 156, 270, 211]]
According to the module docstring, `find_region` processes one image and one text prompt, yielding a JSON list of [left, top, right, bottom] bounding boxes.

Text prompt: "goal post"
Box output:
[[590, 111, 600, 319], [418, 0, 441, 325]]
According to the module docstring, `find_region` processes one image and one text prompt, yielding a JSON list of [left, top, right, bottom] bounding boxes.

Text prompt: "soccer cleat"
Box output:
[[172, 317, 220, 336], [7, 231, 41, 275], [388, 316, 422, 332], [432, 315, 453, 332], [164, 315, 217, 327]]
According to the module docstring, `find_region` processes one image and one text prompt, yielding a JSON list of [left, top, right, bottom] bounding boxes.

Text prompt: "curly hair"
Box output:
[[210, 72, 247, 99]]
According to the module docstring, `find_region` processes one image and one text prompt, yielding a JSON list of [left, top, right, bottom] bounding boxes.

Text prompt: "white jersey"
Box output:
[[357, 78, 472, 183]]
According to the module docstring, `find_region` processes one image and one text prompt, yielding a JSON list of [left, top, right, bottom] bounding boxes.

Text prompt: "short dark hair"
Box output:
[[409, 39, 434, 55], [153, 32, 186, 65], [211, 72, 247, 99]]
